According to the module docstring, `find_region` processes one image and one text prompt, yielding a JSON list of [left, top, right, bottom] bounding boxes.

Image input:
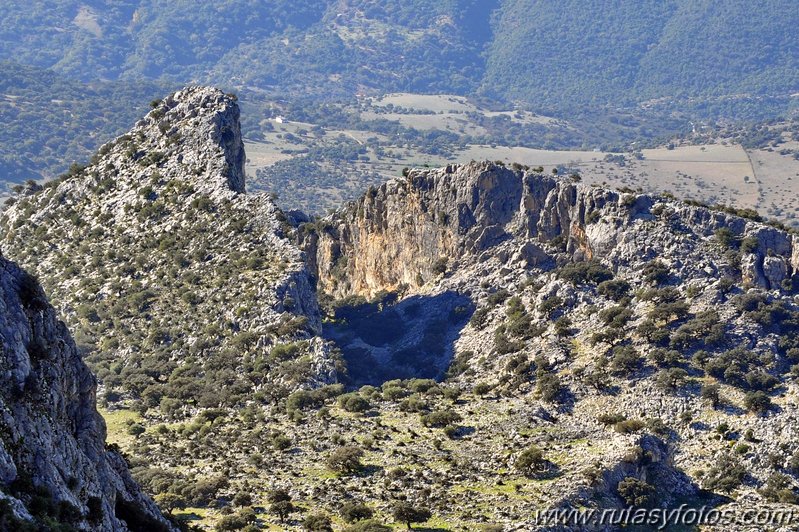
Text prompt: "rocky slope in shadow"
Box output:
[[0, 253, 174, 531]]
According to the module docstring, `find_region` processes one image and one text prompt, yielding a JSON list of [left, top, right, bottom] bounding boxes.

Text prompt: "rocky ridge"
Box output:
[[0, 252, 174, 531], [1, 87, 340, 410], [303, 161, 799, 527], [4, 88, 799, 530], [308, 162, 798, 299]]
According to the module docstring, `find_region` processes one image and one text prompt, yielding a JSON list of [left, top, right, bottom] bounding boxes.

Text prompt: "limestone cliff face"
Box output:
[[0, 254, 174, 531], [308, 161, 797, 299]]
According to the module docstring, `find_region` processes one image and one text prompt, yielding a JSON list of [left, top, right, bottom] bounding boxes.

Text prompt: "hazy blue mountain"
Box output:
[[2, 1, 795, 111]]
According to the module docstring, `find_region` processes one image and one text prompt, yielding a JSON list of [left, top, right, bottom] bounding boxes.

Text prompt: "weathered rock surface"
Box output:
[[0, 254, 174, 531], [304, 161, 799, 528], [0, 87, 340, 411], [307, 162, 797, 299]]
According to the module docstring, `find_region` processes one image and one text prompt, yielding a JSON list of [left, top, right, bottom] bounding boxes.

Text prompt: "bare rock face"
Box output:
[[307, 161, 798, 300], [0, 254, 174, 531], [135, 86, 246, 195]]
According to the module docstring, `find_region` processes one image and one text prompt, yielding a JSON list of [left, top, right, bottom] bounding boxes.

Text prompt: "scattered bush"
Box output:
[[760, 473, 798, 504], [703, 454, 746, 492], [344, 520, 391, 532], [515, 445, 547, 477], [744, 391, 772, 414], [558, 260, 614, 285], [700, 383, 721, 408], [597, 279, 631, 301], [338, 393, 371, 413], [341, 502, 374, 523], [303, 513, 333, 531], [610, 345, 641, 375], [617, 477, 655, 507], [597, 413, 626, 426], [327, 446, 365, 475], [613, 419, 646, 433], [655, 368, 689, 390], [642, 260, 670, 285], [421, 409, 462, 428]]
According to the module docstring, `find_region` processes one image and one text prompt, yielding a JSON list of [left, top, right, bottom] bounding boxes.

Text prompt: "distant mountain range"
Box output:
[[2, 1, 797, 110]]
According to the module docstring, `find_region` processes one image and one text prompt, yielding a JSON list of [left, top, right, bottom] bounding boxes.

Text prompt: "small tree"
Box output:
[[656, 367, 688, 390], [537, 373, 562, 402], [231, 492, 252, 507], [700, 383, 720, 408], [327, 446, 364, 475], [341, 501, 374, 523], [392, 502, 432, 529], [744, 391, 772, 414], [267, 489, 293, 523], [515, 445, 547, 477], [154, 492, 185, 514]]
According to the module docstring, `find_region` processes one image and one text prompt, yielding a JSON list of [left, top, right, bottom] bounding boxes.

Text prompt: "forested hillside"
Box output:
[[482, 0, 799, 113], [0, 62, 168, 182], [2, 0, 796, 109]]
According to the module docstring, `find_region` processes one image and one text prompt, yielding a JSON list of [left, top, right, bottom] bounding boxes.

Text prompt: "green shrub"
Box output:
[[642, 260, 670, 285], [610, 345, 641, 375], [597, 279, 631, 301], [338, 393, 371, 413], [537, 373, 562, 402], [714, 228, 738, 249], [421, 409, 462, 428], [597, 413, 626, 426], [655, 367, 688, 390], [343, 520, 391, 532], [703, 453, 746, 492], [326, 446, 364, 475], [392, 502, 432, 529], [744, 391, 772, 414], [303, 513, 333, 531], [740, 236, 759, 254], [613, 419, 645, 433], [760, 473, 798, 504], [341, 502, 374, 523], [515, 445, 547, 476], [558, 260, 613, 285], [617, 477, 655, 507]]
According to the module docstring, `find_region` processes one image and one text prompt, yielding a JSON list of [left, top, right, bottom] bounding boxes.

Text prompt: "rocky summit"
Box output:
[[0, 252, 174, 531], [3, 88, 799, 530]]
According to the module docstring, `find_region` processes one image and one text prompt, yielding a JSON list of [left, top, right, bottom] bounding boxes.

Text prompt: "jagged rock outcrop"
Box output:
[[302, 161, 799, 529], [0, 254, 174, 531], [307, 162, 798, 298], [0, 87, 339, 404]]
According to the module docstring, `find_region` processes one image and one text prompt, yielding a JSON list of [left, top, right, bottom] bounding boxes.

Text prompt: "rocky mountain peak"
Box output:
[[138, 86, 246, 194], [0, 253, 174, 531], [0, 85, 340, 435]]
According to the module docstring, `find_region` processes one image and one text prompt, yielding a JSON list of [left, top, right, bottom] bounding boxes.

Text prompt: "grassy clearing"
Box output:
[[99, 407, 142, 448]]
